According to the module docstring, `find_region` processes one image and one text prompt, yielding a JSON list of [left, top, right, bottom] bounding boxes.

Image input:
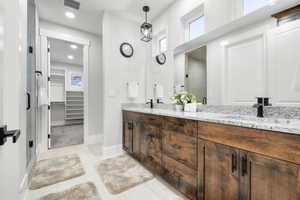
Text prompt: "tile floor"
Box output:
[[26, 144, 187, 200]]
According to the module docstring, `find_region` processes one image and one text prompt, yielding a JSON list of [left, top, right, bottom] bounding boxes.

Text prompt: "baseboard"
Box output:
[[19, 155, 36, 199], [85, 134, 103, 145], [103, 144, 124, 157]]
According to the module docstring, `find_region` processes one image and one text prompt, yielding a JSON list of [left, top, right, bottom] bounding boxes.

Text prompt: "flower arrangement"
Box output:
[[173, 93, 201, 105]]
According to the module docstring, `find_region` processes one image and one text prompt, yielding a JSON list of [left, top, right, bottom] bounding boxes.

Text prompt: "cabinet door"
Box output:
[[240, 151, 300, 200], [140, 122, 162, 174], [123, 120, 132, 153], [132, 121, 141, 160], [162, 155, 197, 200], [204, 141, 240, 200]]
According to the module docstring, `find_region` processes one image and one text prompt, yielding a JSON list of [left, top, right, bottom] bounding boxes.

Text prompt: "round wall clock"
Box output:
[[156, 53, 166, 65], [120, 43, 134, 58]]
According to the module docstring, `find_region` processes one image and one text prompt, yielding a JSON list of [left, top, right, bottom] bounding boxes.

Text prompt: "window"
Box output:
[[189, 16, 205, 40], [159, 37, 167, 53], [243, 0, 269, 15]]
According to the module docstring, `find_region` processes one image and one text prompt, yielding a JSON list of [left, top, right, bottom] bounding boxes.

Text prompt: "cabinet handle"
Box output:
[[128, 122, 133, 130], [241, 155, 248, 176], [231, 153, 237, 173]]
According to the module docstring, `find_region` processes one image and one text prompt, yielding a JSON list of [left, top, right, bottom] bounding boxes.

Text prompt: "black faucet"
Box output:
[[156, 98, 164, 104], [202, 97, 207, 105], [146, 99, 154, 109], [253, 97, 272, 118]]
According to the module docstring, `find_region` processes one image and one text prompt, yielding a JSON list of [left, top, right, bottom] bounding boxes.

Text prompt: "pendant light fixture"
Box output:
[[140, 6, 152, 42]]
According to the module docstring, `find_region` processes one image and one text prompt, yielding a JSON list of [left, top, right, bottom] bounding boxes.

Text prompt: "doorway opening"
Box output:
[[48, 38, 85, 149], [185, 46, 207, 103]]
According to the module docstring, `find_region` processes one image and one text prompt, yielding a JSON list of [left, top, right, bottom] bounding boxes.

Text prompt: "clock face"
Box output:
[[156, 53, 166, 65], [120, 43, 134, 58]]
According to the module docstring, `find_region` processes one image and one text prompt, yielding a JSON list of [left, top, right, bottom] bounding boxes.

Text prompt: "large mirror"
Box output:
[[185, 46, 207, 102]]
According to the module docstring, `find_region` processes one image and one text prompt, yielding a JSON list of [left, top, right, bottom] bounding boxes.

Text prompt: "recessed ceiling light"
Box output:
[[67, 55, 74, 60], [65, 11, 75, 19], [70, 44, 78, 49]]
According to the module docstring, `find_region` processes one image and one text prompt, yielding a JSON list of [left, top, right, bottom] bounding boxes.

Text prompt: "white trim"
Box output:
[[19, 154, 36, 194], [181, 3, 205, 42], [152, 29, 168, 56], [38, 29, 90, 153], [83, 45, 89, 144], [158, 35, 167, 54], [40, 28, 90, 46], [85, 134, 103, 145], [103, 145, 124, 157], [174, 0, 300, 55]]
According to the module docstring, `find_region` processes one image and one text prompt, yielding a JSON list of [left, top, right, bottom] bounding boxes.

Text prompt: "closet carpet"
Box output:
[[51, 125, 84, 149]]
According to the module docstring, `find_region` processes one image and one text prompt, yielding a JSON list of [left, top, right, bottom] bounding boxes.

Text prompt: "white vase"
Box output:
[[175, 104, 184, 111]]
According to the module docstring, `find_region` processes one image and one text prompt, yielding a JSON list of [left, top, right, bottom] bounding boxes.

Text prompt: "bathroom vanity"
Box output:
[[122, 106, 300, 200]]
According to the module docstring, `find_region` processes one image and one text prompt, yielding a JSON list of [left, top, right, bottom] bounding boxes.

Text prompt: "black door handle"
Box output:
[[232, 153, 237, 173], [0, 126, 21, 145], [241, 155, 248, 176], [27, 92, 31, 110]]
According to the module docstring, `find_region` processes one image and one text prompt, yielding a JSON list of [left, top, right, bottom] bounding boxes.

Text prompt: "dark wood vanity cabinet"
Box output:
[[161, 117, 198, 200], [139, 114, 162, 175], [198, 122, 300, 200], [240, 151, 300, 200], [198, 140, 240, 200], [198, 139, 300, 200], [123, 111, 300, 200], [123, 118, 133, 153]]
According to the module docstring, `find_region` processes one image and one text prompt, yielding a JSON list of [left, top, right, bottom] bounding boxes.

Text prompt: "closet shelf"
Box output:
[[67, 108, 84, 111], [67, 99, 83, 102], [51, 101, 65, 104], [67, 96, 84, 98], [65, 91, 84, 121], [65, 117, 83, 120]]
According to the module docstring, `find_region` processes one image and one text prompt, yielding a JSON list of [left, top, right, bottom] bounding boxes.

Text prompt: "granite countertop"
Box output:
[[122, 104, 300, 135]]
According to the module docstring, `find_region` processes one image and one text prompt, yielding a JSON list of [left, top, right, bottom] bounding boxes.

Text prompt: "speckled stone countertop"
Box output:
[[122, 104, 300, 135]]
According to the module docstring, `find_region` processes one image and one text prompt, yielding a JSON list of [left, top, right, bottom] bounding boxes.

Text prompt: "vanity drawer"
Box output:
[[162, 129, 197, 170], [163, 116, 197, 138], [141, 113, 162, 127], [123, 111, 142, 121], [162, 155, 197, 200], [198, 121, 300, 165]]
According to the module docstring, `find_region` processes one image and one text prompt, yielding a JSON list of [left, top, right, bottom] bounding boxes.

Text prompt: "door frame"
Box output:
[[39, 28, 90, 153]]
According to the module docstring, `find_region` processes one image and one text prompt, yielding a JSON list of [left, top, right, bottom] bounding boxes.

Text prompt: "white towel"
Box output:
[[175, 85, 185, 93], [155, 84, 164, 98], [128, 81, 139, 98], [36, 74, 48, 107], [38, 87, 48, 107]]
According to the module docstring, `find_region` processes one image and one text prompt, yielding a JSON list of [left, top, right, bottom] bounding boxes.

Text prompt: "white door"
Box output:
[[0, 1, 28, 200]]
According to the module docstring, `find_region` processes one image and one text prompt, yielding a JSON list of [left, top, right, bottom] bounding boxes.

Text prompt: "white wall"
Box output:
[[39, 20, 103, 136], [148, 0, 208, 98], [102, 12, 148, 147], [186, 57, 207, 100], [150, 0, 300, 106]]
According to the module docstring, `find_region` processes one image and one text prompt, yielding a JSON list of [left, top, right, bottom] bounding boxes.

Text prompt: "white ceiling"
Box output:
[[50, 38, 83, 66], [38, 0, 176, 35]]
